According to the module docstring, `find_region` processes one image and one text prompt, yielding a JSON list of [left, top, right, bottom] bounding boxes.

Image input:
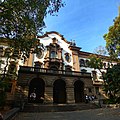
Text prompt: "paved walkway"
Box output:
[[13, 108, 120, 120]]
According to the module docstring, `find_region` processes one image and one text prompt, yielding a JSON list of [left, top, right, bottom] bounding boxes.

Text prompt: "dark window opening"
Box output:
[[85, 60, 89, 67], [80, 59, 85, 67], [103, 63, 106, 69]]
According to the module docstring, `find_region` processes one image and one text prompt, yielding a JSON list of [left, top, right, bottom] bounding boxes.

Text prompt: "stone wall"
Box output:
[[17, 71, 93, 104]]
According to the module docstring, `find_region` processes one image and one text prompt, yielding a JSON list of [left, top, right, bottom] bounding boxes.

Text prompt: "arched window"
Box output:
[[111, 63, 113, 67], [50, 51, 58, 58], [107, 62, 110, 68], [80, 59, 85, 67], [85, 60, 89, 67], [51, 51, 56, 58], [103, 63, 106, 69]]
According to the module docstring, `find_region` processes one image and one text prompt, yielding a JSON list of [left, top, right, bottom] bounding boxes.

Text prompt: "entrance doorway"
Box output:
[[53, 79, 66, 104], [28, 78, 45, 103], [74, 80, 84, 103]]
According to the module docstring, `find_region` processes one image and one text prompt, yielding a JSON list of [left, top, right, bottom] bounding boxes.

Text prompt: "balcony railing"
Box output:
[[93, 80, 103, 85], [19, 66, 91, 77]]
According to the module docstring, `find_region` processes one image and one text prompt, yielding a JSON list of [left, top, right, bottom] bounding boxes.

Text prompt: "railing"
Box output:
[[19, 66, 91, 77], [93, 80, 103, 85]]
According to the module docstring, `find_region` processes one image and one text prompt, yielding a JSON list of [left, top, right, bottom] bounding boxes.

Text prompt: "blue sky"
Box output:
[[43, 0, 120, 53]]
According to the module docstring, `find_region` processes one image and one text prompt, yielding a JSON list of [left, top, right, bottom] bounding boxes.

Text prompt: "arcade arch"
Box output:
[[74, 80, 84, 103], [28, 78, 45, 103], [53, 79, 66, 104]]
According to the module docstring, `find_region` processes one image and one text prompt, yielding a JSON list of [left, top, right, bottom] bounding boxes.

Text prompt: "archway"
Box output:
[[74, 80, 84, 103], [28, 78, 45, 103], [53, 79, 66, 104]]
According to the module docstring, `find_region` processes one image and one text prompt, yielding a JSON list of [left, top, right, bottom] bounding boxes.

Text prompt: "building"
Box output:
[[17, 31, 116, 104], [0, 31, 117, 105]]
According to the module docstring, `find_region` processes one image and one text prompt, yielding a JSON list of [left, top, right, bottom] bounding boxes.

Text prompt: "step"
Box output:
[[23, 103, 98, 112]]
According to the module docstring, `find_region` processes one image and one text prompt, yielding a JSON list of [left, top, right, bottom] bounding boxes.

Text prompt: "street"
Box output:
[[13, 108, 120, 120]]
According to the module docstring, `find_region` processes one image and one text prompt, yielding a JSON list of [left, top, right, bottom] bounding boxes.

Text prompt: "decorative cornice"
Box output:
[[37, 31, 70, 44]]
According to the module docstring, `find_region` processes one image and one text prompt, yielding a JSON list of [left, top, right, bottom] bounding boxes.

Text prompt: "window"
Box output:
[[65, 53, 71, 63], [107, 62, 110, 68], [103, 63, 106, 69], [51, 51, 57, 58], [85, 60, 89, 67], [111, 63, 113, 67], [80, 59, 85, 67], [36, 49, 44, 59]]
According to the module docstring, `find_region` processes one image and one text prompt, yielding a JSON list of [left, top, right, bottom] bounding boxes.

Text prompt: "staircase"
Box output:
[[23, 103, 98, 112]]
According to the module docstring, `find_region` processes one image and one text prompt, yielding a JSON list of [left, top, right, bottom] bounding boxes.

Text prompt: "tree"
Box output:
[[0, 0, 65, 79], [0, 0, 65, 107], [0, 0, 64, 55], [88, 54, 120, 103], [93, 45, 107, 56], [88, 54, 103, 73], [104, 64, 120, 103], [104, 10, 120, 61]]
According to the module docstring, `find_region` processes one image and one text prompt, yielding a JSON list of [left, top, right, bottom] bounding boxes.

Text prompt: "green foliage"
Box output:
[[104, 14, 120, 60], [0, 0, 64, 58], [0, 0, 64, 106], [0, 0, 64, 78], [88, 54, 103, 71], [103, 64, 120, 101]]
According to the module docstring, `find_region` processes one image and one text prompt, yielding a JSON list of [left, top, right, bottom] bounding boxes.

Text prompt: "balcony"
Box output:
[[19, 66, 91, 77], [93, 80, 103, 85]]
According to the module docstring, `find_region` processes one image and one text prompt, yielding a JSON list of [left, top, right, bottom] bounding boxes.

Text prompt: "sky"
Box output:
[[42, 0, 120, 53]]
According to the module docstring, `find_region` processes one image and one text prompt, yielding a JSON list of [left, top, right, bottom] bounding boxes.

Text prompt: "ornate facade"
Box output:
[[1, 31, 116, 104], [18, 31, 93, 104]]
